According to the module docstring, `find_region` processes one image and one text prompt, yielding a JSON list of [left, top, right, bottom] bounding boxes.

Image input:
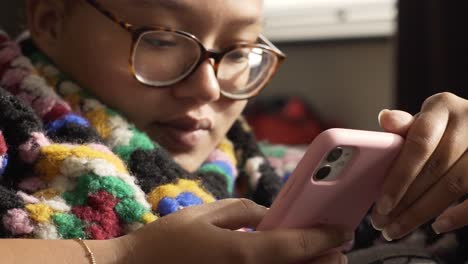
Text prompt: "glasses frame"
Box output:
[[85, 0, 286, 100]]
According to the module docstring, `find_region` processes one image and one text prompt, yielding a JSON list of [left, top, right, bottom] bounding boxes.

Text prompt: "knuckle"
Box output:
[[423, 92, 456, 109], [438, 92, 458, 103], [405, 133, 433, 154], [419, 156, 444, 180], [296, 231, 322, 257], [298, 232, 309, 256], [444, 173, 468, 197], [237, 198, 257, 211]]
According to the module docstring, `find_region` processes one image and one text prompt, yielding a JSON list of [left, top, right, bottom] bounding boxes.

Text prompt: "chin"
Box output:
[[172, 152, 204, 173]]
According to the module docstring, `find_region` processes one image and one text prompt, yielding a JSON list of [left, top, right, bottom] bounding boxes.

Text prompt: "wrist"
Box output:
[[87, 236, 133, 264]]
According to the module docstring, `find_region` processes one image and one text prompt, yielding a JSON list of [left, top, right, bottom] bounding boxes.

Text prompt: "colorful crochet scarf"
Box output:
[[0, 31, 282, 239], [1, 31, 468, 263]]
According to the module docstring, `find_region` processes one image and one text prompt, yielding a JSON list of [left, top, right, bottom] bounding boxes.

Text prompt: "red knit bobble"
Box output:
[[72, 190, 122, 240], [0, 34, 7, 43], [43, 103, 71, 123], [87, 190, 119, 211], [0, 133, 7, 155]]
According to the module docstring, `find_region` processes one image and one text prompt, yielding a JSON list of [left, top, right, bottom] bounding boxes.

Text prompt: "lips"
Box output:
[[153, 116, 213, 152], [162, 117, 213, 131]]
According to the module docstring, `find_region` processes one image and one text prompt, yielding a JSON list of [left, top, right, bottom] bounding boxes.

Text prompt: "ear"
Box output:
[[26, 0, 67, 56]]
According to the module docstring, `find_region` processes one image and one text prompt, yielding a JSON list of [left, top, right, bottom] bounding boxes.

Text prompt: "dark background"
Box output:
[[397, 0, 468, 114]]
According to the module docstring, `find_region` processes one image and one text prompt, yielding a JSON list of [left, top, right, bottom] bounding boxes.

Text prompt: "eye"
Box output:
[[226, 49, 250, 63], [143, 37, 177, 48]]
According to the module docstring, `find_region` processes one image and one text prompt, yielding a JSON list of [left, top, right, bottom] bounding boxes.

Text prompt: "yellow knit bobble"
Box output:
[[85, 108, 112, 139], [217, 139, 237, 167], [147, 179, 215, 211], [25, 203, 54, 223], [36, 144, 128, 182], [141, 212, 158, 224]]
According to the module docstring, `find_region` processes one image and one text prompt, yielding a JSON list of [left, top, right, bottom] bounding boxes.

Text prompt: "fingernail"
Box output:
[[382, 223, 400, 242], [370, 217, 383, 231], [382, 230, 393, 242], [370, 210, 391, 229], [378, 109, 390, 123], [432, 218, 452, 234], [376, 196, 393, 216]]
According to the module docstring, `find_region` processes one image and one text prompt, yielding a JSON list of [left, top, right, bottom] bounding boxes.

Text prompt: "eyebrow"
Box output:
[[134, 0, 192, 11]]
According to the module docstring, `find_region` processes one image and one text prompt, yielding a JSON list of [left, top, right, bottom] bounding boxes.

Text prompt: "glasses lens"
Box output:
[[218, 47, 278, 98], [133, 31, 201, 86]]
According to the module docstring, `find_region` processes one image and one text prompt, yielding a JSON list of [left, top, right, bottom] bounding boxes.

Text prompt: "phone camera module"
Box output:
[[315, 165, 332, 181], [326, 147, 343, 162]]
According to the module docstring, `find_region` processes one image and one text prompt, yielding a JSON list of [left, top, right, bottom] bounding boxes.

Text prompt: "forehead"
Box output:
[[105, 0, 264, 23], [133, 0, 263, 9], [97, 0, 264, 41]]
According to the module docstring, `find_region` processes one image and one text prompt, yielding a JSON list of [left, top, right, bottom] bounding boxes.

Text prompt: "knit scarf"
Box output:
[[0, 31, 281, 239]]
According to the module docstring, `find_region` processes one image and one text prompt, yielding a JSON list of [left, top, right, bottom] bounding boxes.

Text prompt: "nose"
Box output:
[[170, 59, 221, 103]]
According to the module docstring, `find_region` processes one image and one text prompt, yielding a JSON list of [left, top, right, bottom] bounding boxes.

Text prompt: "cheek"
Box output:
[[215, 100, 247, 133], [57, 18, 158, 124], [59, 13, 129, 76], [58, 25, 130, 88]]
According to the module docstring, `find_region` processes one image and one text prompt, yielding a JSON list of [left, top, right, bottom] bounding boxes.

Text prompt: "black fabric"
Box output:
[[252, 163, 282, 207], [47, 123, 102, 144], [0, 88, 43, 187], [354, 215, 382, 250], [196, 171, 229, 200], [347, 244, 441, 264], [128, 148, 193, 194], [0, 186, 22, 238]]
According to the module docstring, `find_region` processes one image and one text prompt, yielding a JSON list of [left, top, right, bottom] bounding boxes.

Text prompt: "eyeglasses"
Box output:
[[85, 0, 286, 100]]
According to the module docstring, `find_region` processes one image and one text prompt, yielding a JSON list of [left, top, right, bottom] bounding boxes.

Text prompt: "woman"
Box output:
[[0, 0, 467, 263]]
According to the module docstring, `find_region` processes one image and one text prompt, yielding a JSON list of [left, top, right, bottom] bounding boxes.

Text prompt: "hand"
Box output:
[[370, 92, 468, 241], [307, 251, 348, 264], [118, 198, 353, 264]]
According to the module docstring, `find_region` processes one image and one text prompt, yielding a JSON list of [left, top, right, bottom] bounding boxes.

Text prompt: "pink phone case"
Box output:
[[257, 128, 404, 231]]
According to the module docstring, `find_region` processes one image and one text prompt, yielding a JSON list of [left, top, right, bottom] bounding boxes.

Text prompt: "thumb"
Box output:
[[203, 199, 268, 230], [378, 109, 415, 136]]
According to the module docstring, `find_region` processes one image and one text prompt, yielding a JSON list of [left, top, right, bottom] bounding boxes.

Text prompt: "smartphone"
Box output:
[[257, 128, 404, 231]]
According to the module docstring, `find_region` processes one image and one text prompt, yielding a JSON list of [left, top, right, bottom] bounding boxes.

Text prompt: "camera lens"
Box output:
[[315, 165, 331, 181], [326, 147, 343, 162]]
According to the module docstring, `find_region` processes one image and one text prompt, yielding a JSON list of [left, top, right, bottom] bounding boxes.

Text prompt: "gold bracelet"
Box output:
[[74, 238, 97, 264]]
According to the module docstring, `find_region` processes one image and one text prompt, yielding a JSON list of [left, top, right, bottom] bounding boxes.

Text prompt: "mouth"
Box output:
[[163, 117, 213, 131], [152, 116, 213, 152]]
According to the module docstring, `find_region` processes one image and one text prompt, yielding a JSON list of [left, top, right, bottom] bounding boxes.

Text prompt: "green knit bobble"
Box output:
[[259, 143, 287, 158], [63, 174, 135, 206], [114, 198, 147, 223], [113, 129, 155, 161], [63, 174, 99, 206], [98, 176, 135, 199], [53, 213, 86, 239]]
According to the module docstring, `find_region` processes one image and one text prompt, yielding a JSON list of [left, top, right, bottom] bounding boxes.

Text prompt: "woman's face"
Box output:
[[30, 0, 264, 172]]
